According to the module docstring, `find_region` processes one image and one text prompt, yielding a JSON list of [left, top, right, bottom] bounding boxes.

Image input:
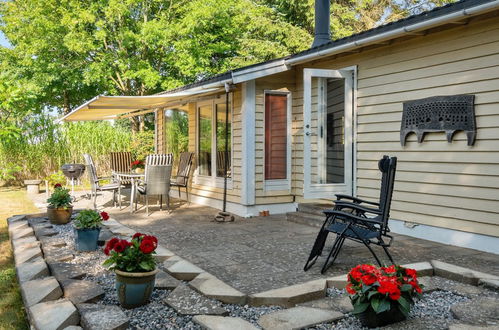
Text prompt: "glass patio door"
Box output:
[[303, 68, 354, 199]]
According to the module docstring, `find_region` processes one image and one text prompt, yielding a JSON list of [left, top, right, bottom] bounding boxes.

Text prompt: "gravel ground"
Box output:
[[51, 221, 480, 330]]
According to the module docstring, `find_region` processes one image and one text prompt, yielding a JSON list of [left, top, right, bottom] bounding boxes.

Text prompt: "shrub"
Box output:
[[46, 185, 72, 209]]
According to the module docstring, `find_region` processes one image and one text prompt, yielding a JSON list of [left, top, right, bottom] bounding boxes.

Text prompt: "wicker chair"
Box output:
[[110, 152, 133, 185], [135, 164, 172, 215], [83, 154, 122, 209], [145, 153, 173, 166], [170, 152, 194, 201]]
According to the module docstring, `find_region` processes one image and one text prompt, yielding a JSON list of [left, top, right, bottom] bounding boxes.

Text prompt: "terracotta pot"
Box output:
[[356, 304, 407, 328], [47, 206, 73, 225], [115, 268, 158, 309], [75, 227, 100, 251]]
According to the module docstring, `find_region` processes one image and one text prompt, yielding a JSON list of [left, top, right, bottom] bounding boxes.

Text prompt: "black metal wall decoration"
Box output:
[[400, 95, 476, 146]]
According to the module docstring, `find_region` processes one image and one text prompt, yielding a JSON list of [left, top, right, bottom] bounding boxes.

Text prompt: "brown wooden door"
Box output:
[[265, 94, 288, 180]]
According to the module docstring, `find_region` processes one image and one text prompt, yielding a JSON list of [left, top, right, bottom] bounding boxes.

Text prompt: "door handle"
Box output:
[[305, 132, 317, 136]]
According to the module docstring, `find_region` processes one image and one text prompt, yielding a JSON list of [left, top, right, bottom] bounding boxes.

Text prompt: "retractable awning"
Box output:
[[59, 87, 224, 122]]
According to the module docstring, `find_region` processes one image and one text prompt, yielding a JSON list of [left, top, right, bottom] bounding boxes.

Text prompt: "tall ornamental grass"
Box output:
[[0, 114, 133, 183]]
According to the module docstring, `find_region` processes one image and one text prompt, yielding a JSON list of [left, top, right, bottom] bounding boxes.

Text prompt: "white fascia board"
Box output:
[[232, 60, 290, 84], [286, 1, 499, 66]]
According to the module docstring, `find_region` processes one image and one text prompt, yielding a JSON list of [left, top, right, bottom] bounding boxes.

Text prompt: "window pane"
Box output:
[[216, 103, 231, 178], [198, 105, 212, 176], [164, 109, 189, 160], [265, 94, 287, 180]]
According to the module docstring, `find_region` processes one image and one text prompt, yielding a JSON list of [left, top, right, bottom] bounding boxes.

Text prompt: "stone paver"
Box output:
[[193, 315, 259, 330], [449, 324, 499, 330], [163, 256, 205, 281], [382, 317, 450, 330], [16, 257, 49, 283], [154, 244, 175, 262], [155, 269, 181, 290], [8, 214, 27, 224], [43, 245, 74, 263], [11, 226, 34, 240], [249, 279, 326, 307], [190, 272, 246, 304], [39, 236, 67, 248], [8, 220, 29, 233], [431, 260, 499, 285], [402, 261, 434, 276], [61, 280, 105, 304], [77, 303, 129, 330], [326, 274, 348, 289], [34, 227, 59, 239], [98, 228, 113, 246], [29, 299, 79, 330], [63, 326, 83, 330], [15, 246, 43, 265], [164, 284, 228, 316], [21, 276, 62, 307], [12, 236, 38, 250], [451, 297, 499, 326], [257, 306, 343, 330], [479, 279, 499, 291], [298, 295, 353, 314], [418, 276, 490, 297], [48, 263, 86, 281]]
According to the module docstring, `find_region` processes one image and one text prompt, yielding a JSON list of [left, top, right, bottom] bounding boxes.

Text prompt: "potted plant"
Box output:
[[73, 210, 109, 251], [346, 264, 423, 328], [46, 184, 73, 224], [103, 233, 158, 308], [130, 160, 145, 174]]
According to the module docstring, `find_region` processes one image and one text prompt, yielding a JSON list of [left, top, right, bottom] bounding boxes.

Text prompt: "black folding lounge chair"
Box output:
[[304, 155, 397, 274]]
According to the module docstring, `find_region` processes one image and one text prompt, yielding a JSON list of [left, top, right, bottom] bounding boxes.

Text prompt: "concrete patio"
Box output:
[[32, 189, 499, 295]]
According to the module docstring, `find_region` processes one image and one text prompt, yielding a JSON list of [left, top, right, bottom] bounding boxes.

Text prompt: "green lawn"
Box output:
[[0, 187, 39, 330]]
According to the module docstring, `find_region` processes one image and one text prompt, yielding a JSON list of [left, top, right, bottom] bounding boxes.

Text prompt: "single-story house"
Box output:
[[61, 0, 499, 254]]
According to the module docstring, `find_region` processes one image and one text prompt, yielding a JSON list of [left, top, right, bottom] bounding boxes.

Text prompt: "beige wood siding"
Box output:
[[288, 15, 499, 237], [156, 109, 164, 154]]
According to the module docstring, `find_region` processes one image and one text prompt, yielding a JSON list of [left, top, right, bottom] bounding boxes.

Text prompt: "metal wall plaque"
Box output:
[[400, 95, 476, 146]]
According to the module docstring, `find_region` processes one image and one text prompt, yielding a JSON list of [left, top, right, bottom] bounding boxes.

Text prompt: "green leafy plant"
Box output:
[[45, 171, 66, 187], [73, 209, 109, 229], [103, 233, 158, 272], [347, 264, 423, 317], [46, 185, 72, 209]]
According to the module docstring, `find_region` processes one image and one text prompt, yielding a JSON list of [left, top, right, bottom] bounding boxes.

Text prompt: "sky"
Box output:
[[0, 31, 9, 47]]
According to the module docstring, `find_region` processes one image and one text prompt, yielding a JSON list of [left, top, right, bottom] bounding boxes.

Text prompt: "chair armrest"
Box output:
[[334, 201, 381, 215], [335, 194, 380, 206], [323, 209, 383, 225]]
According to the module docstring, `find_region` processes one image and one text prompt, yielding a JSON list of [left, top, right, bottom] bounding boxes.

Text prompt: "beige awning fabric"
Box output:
[[59, 87, 224, 122]]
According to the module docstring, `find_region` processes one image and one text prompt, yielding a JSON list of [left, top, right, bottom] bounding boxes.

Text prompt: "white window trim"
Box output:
[[194, 95, 233, 189], [263, 90, 292, 192]]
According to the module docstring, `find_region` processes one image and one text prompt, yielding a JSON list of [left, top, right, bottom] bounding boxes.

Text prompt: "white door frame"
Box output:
[[303, 67, 355, 199]]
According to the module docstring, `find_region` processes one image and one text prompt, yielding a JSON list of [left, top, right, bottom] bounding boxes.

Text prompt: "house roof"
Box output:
[[161, 0, 499, 94]]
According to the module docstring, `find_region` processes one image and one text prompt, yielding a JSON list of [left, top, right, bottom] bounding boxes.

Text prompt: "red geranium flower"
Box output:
[[114, 240, 130, 253], [143, 235, 158, 246], [382, 265, 397, 273], [54, 183, 62, 188], [104, 246, 110, 256], [361, 274, 378, 286], [106, 237, 120, 250], [139, 239, 156, 254], [405, 268, 417, 279], [132, 232, 143, 240], [100, 211, 109, 221], [346, 283, 356, 295]]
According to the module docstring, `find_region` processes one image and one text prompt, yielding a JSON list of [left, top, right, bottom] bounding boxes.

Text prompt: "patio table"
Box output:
[[112, 171, 145, 213]]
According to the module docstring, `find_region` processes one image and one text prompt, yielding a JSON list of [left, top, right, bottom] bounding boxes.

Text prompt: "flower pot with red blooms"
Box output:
[[47, 184, 73, 224], [346, 264, 423, 328], [130, 160, 145, 174], [103, 233, 158, 309], [74, 210, 109, 251]]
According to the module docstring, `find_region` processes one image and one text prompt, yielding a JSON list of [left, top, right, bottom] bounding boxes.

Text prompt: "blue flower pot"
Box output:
[[75, 227, 101, 251], [115, 269, 158, 309]]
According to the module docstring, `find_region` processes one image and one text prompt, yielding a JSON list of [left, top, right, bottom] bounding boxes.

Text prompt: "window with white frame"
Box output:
[[264, 91, 291, 191], [196, 97, 232, 186]]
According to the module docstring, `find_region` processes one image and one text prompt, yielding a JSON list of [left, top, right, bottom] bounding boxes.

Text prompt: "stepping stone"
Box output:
[[61, 280, 105, 304], [29, 299, 79, 330], [249, 279, 327, 307], [109, 225, 135, 236], [163, 256, 205, 281], [77, 303, 129, 330], [21, 276, 62, 307], [190, 273, 246, 304], [154, 244, 175, 262], [449, 324, 498, 330], [451, 297, 499, 326], [164, 284, 228, 316], [431, 260, 499, 285], [32, 222, 53, 230], [193, 315, 259, 330], [257, 306, 343, 330], [12, 236, 39, 250], [155, 269, 181, 290], [43, 245, 74, 263], [8, 220, 28, 234], [8, 214, 27, 224], [40, 236, 67, 248], [418, 276, 489, 298], [326, 274, 348, 289], [63, 326, 83, 330], [34, 227, 58, 239], [48, 263, 86, 281], [382, 317, 450, 330], [401, 261, 433, 277], [27, 216, 50, 226], [15, 246, 43, 266], [479, 279, 499, 291], [11, 226, 34, 240], [14, 241, 41, 255], [298, 295, 353, 314], [98, 228, 113, 246], [16, 257, 49, 283]]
